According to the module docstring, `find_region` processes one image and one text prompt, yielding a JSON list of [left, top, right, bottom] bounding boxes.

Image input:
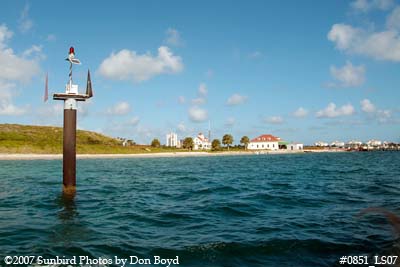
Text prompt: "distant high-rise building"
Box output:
[[166, 132, 178, 147]]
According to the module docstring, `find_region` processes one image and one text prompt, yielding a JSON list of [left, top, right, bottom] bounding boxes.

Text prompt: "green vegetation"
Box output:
[[151, 138, 161, 148], [0, 124, 185, 154], [211, 139, 221, 151], [182, 137, 194, 150], [222, 134, 234, 150], [240, 136, 250, 150]]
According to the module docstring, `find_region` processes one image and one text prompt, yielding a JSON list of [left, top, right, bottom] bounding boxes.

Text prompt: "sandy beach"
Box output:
[[0, 150, 323, 160]]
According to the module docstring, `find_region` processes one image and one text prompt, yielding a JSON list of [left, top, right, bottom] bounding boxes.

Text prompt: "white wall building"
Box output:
[[315, 141, 329, 147], [193, 133, 211, 150], [330, 141, 345, 147], [248, 134, 280, 150], [287, 143, 303, 150], [347, 140, 362, 146], [367, 140, 382, 147], [166, 132, 179, 147]]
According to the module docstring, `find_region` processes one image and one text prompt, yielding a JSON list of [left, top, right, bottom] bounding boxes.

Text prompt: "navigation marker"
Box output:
[[52, 47, 94, 193]]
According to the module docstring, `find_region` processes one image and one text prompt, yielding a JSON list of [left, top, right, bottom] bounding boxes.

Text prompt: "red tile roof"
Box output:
[[250, 134, 280, 143]]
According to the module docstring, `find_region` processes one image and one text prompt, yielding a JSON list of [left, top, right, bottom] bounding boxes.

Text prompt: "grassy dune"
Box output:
[[0, 124, 183, 154]]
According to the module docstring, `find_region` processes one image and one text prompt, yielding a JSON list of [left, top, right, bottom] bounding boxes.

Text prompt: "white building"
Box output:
[[347, 140, 362, 146], [330, 141, 345, 147], [287, 143, 303, 150], [315, 141, 329, 147], [248, 134, 280, 150], [193, 133, 211, 150], [346, 140, 362, 149], [367, 139, 382, 147], [166, 132, 179, 147]]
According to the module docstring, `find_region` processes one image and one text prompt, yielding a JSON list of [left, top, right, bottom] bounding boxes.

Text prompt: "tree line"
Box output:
[[182, 134, 250, 151], [149, 135, 251, 151]]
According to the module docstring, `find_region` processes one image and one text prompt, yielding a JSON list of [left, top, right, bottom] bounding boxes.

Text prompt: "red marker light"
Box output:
[[69, 47, 75, 54]]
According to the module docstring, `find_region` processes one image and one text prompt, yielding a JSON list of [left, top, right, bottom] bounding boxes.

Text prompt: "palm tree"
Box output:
[[240, 136, 250, 150], [222, 134, 233, 150], [211, 139, 221, 151]]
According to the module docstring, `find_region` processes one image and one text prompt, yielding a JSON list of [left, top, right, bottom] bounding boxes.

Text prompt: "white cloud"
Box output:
[[360, 99, 376, 113], [0, 82, 29, 116], [0, 103, 28, 115], [329, 61, 365, 87], [165, 28, 183, 46], [198, 83, 207, 96], [351, 0, 394, 12], [129, 116, 140, 126], [78, 104, 89, 117], [191, 97, 206, 105], [18, 3, 33, 33], [0, 24, 40, 116], [265, 116, 284, 124], [293, 107, 309, 117], [22, 45, 44, 60], [316, 103, 355, 118], [98, 46, 183, 82], [188, 106, 208, 122], [0, 24, 13, 47], [106, 102, 131, 115], [227, 93, 248, 106], [377, 109, 392, 122], [190, 83, 207, 105], [360, 98, 394, 123], [387, 6, 400, 30], [41, 103, 63, 115], [0, 48, 41, 82], [0, 25, 40, 82], [0, 81, 14, 99], [328, 23, 400, 62], [225, 117, 235, 127], [178, 96, 185, 104]]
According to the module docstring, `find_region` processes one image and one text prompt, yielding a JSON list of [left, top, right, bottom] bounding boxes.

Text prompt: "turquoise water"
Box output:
[[0, 152, 399, 266]]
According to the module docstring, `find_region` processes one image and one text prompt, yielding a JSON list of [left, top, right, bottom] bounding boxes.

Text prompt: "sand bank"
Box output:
[[0, 150, 321, 160]]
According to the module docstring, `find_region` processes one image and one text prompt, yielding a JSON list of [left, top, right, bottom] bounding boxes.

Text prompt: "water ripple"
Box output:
[[0, 152, 399, 266]]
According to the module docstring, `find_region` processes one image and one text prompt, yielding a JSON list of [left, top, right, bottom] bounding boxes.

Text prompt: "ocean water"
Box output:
[[0, 152, 399, 267]]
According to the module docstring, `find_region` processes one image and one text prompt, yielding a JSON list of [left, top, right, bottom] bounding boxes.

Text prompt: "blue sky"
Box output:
[[0, 0, 399, 145]]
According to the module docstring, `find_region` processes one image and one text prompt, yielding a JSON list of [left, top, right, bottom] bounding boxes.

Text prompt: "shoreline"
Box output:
[[0, 149, 347, 160]]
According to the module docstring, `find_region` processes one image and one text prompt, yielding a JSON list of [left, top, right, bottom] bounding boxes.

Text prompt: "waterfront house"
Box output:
[[193, 133, 211, 150], [315, 141, 329, 147], [367, 139, 382, 147], [287, 143, 303, 150], [346, 140, 362, 150], [248, 134, 280, 150], [330, 141, 345, 148]]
